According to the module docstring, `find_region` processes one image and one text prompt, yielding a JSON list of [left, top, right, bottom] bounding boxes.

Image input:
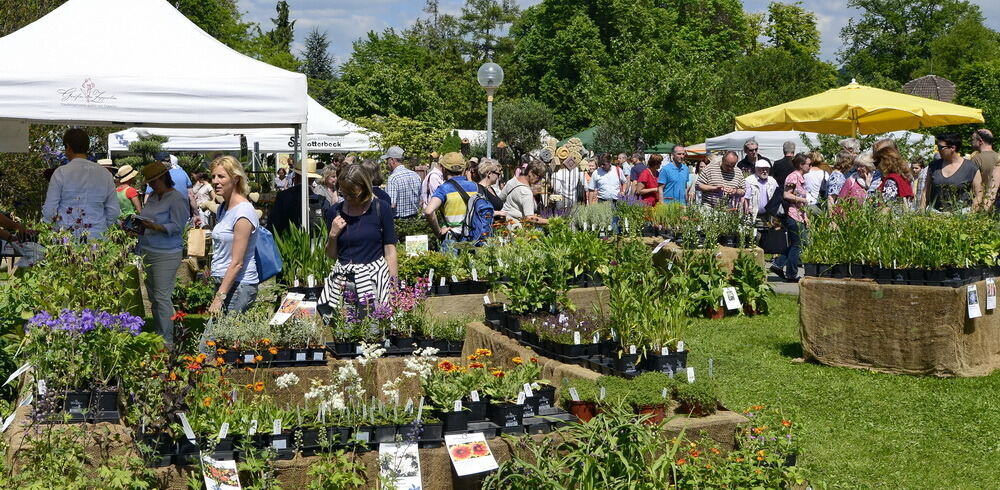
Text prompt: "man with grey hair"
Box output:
[[839, 137, 860, 155], [737, 137, 770, 174], [698, 150, 745, 207], [771, 141, 797, 187]]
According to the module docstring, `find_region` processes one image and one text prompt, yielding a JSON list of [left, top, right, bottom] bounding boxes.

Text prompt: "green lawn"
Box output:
[[685, 294, 1000, 489]]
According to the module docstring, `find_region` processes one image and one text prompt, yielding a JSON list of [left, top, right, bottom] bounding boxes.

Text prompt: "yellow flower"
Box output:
[[511, 357, 523, 365], [202, 397, 212, 407], [254, 381, 265, 392], [467, 354, 479, 361], [215, 357, 225, 365], [475, 348, 492, 357], [268, 347, 278, 355], [254, 355, 263, 362], [206, 340, 216, 347], [261, 338, 271, 346]]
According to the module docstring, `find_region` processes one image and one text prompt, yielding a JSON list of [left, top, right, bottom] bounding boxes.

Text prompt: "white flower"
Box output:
[[275, 373, 300, 389]]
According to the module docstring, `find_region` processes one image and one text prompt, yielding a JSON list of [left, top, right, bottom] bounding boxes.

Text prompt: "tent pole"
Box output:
[[297, 124, 309, 230]]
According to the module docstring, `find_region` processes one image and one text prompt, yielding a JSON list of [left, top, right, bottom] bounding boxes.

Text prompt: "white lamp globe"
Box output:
[[477, 62, 504, 91]]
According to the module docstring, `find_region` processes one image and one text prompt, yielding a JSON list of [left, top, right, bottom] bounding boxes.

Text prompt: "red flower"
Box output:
[[450, 444, 472, 460], [471, 442, 489, 457], [171, 311, 187, 322]]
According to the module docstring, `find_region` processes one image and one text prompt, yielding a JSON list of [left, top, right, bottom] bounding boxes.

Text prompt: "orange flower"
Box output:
[[206, 340, 216, 347], [752, 426, 766, 434], [782, 419, 792, 427], [467, 354, 479, 361], [690, 449, 700, 458], [512, 357, 523, 365], [215, 357, 225, 365], [268, 347, 278, 355], [168, 371, 177, 381], [475, 348, 492, 357], [245, 384, 253, 390], [752, 404, 764, 411], [756, 449, 766, 461], [261, 338, 271, 346], [253, 381, 265, 392], [183, 355, 194, 362], [202, 396, 212, 407], [243, 367, 254, 372], [704, 464, 713, 469], [438, 360, 456, 372], [491, 370, 505, 378], [216, 348, 227, 355], [196, 353, 208, 363], [254, 355, 263, 362], [186, 362, 202, 371], [469, 362, 485, 369], [471, 442, 489, 457], [676, 458, 687, 465], [529, 357, 539, 363], [171, 311, 187, 322], [710, 447, 720, 455], [735, 457, 744, 463]]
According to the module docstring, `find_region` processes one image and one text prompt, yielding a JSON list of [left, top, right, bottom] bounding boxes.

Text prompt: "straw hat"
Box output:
[[294, 158, 321, 179], [97, 158, 114, 167], [115, 165, 139, 183], [141, 161, 169, 182]]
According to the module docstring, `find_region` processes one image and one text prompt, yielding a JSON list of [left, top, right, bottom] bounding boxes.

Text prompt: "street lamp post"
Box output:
[[477, 62, 504, 160]]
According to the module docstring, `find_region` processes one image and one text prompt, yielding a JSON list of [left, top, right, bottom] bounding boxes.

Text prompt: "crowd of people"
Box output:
[[6, 126, 999, 343]]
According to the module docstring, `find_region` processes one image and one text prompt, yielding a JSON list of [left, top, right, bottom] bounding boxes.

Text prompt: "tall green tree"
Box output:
[[493, 98, 553, 159], [459, 0, 520, 60], [173, 0, 251, 49], [764, 2, 820, 57], [953, 60, 1000, 139], [912, 14, 1000, 81], [268, 1, 295, 53], [838, 0, 983, 88], [301, 28, 334, 80]]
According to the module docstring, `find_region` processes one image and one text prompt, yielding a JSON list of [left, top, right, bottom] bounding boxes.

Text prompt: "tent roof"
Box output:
[[558, 127, 597, 147], [0, 0, 306, 129]]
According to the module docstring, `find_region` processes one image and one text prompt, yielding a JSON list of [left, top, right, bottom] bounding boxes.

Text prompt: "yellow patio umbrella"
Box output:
[[735, 80, 984, 136]]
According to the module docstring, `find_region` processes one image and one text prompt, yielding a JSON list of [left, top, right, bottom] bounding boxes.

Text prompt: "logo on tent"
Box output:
[[57, 78, 117, 106], [288, 136, 341, 149]]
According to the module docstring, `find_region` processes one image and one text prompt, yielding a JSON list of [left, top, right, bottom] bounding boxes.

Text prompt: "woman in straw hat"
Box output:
[[136, 160, 191, 345], [114, 165, 142, 216], [208, 156, 260, 315]]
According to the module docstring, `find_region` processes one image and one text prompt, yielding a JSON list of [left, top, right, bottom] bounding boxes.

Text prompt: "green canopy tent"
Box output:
[[558, 126, 672, 154]]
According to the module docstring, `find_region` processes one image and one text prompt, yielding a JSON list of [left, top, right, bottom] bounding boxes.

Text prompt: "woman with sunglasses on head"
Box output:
[[921, 133, 982, 212], [476, 158, 506, 213], [208, 156, 260, 315], [319, 163, 398, 311]]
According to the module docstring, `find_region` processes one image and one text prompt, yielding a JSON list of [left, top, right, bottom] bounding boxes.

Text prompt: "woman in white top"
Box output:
[[552, 156, 582, 209], [190, 171, 215, 228], [500, 160, 549, 225], [803, 157, 828, 207], [208, 156, 259, 314]]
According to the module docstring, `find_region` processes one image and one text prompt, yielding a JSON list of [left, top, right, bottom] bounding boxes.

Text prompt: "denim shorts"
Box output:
[[213, 278, 259, 313]]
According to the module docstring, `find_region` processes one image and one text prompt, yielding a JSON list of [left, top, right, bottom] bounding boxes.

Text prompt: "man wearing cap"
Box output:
[[658, 145, 690, 205], [382, 146, 422, 219], [742, 160, 779, 220], [423, 152, 477, 250], [145, 151, 191, 202], [42, 128, 120, 238], [269, 158, 324, 236], [737, 138, 770, 175]]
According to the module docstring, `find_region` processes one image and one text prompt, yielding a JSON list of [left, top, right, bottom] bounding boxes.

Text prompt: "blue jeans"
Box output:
[[774, 216, 804, 278]]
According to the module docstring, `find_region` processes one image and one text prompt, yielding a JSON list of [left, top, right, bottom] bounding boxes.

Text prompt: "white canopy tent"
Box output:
[[0, 0, 313, 225], [109, 130, 243, 152], [705, 130, 935, 162]]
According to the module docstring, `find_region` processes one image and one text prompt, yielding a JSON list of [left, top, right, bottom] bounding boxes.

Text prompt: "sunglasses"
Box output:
[[937, 144, 953, 150]]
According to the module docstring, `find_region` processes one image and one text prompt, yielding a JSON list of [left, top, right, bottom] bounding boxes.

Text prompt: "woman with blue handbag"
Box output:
[[208, 156, 260, 314]]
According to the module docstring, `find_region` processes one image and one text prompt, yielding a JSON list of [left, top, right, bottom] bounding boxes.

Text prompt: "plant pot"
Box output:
[[447, 340, 465, 355], [905, 268, 926, 286], [465, 399, 487, 422], [521, 330, 538, 347], [441, 410, 469, 433], [816, 263, 832, 277], [562, 343, 586, 358], [831, 263, 847, 278], [718, 234, 738, 248], [637, 404, 667, 424], [803, 263, 817, 277], [534, 386, 557, 410], [435, 285, 450, 296], [599, 340, 615, 357], [420, 422, 443, 441], [484, 304, 504, 325], [487, 402, 523, 428], [299, 428, 322, 448], [431, 339, 450, 352], [137, 433, 175, 468], [91, 388, 120, 422], [450, 280, 469, 295], [393, 337, 417, 350], [742, 304, 758, 316], [506, 315, 522, 334], [521, 396, 540, 418], [644, 353, 674, 373], [468, 281, 490, 294], [566, 400, 597, 422], [271, 348, 293, 364], [925, 269, 947, 285], [677, 400, 715, 417], [848, 263, 865, 278], [222, 350, 240, 364], [614, 353, 641, 376], [62, 390, 92, 421], [351, 426, 374, 445], [705, 306, 725, 320], [373, 425, 397, 443]]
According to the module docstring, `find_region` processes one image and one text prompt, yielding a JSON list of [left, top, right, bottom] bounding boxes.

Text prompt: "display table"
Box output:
[[800, 277, 1000, 377], [425, 286, 609, 320], [641, 238, 764, 273]]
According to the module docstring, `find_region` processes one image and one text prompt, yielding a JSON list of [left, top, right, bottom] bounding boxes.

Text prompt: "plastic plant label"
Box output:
[[355, 345, 364, 354], [451, 275, 459, 283], [523, 383, 534, 398], [428, 269, 435, 286], [417, 397, 425, 422], [0, 413, 15, 433], [677, 341, 685, 352], [686, 367, 696, 383], [404, 398, 413, 413], [178, 413, 196, 442], [293, 279, 300, 288], [248, 420, 258, 436], [722, 287, 742, 310], [273, 438, 287, 450], [483, 295, 491, 305], [569, 388, 580, 402], [573, 331, 581, 345], [470, 390, 480, 402], [516, 392, 525, 405], [968, 284, 982, 319], [599, 387, 606, 400], [37, 379, 46, 396], [439, 277, 446, 287], [662, 388, 668, 399], [313, 350, 324, 361], [611, 328, 618, 341], [295, 352, 307, 362], [356, 431, 370, 443], [709, 359, 714, 377], [592, 333, 600, 344], [987, 278, 997, 310], [217, 422, 229, 441], [661, 346, 670, 355], [3, 363, 30, 387], [307, 274, 316, 288], [272, 419, 282, 435], [243, 353, 255, 363], [453, 400, 463, 412], [472, 268, 479, 282], [629, 345, 637, 355], [488, 265, 493, 274], [652, 239, 670, 254], [17, 393, 32, 408]]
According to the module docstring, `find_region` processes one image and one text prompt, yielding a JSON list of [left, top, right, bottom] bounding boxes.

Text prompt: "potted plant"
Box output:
[[628, 372, 674, 424], [559, 377, 598, 422], [731, 251, 774, 316], [674, 379, 720, 417]]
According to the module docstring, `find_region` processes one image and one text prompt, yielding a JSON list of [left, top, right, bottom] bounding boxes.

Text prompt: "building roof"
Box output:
[[902, 75, 956, 103]]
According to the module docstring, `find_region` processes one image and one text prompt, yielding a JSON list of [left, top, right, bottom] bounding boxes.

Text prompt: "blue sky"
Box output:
[[237, 0, 1000, 66]]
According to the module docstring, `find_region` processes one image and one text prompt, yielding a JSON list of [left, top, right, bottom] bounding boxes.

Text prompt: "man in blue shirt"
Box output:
[[658, 145, 690, 204], [145, 152, 191, 201]]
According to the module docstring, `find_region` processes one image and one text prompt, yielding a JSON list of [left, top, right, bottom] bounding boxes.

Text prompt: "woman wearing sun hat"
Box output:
[[137, 160, 190, 345], [115, 165, 142, 216]]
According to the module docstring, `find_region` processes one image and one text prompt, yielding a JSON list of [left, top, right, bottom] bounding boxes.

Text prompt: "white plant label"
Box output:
[[293, 279, 300, 288], [722, 287, 742, 310], [573, 331, 581, 345], [451, 275, 459, 283], [37, 379, 46, 396], [987, 278, 997, 311], [439, 277, 446, 287], [599, 387, 606, 400], [427, 269, 435, 286], [453, 400, 463, 412], [217, 422, 229, 441], [661, 346, 670, 355], [417, 397, 425, 422], [629, 345, 637, 355], [488, 265, 493, 274], [662, 387, 669, 399], [18, 393, 32, 408], [686, 367, 696, 383], [470, 390, 480, 402], [3, 363, 30, 387], [178, 413, 196, 441], [272, 419, 282, 435], [0, 413, 14, 433], [677, 341, 685, 352], [592, 333, 600, 344], [652, 239, 670, 254], [296, 351, 307, 361], [248, 420, 258, 436], [516, 392, 525, 405], [404, 398, 414, 413], [472, 268, 479, 282], [569, 388, 580, 402], [709, 358, 714, 377], [483, 295, 491, 305], [968, 284, 982, 319], [307, 274, 316, 288], [523, 383, 534, 398], [243, 353, 255, 363]]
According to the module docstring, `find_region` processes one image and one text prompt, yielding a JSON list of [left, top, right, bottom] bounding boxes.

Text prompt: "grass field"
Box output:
[[684, 294, 1000, 489]]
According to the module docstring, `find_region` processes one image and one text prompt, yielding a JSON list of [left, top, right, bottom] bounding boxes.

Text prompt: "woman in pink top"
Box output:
[[771, 153, 810, 282]]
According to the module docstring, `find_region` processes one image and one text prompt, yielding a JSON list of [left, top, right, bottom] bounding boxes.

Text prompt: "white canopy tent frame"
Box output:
[[0, 0, 314, 227]]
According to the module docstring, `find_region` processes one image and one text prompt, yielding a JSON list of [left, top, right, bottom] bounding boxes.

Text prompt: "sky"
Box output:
[[237, 0, 1000, 67]]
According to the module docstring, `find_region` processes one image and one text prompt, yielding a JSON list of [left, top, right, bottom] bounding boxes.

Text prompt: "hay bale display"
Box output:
[[800, 277, 1000, 377]]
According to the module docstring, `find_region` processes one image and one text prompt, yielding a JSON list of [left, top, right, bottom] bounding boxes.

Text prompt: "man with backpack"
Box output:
[[423, 152, 493, 251]]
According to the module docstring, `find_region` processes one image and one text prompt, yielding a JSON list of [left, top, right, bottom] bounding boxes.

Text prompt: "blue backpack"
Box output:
[[255, 225, 283, 282], [446, 179, 494, 246]]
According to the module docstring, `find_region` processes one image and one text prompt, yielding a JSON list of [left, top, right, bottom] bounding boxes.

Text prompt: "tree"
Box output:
[[355, 115, 450, 160], [0, 0, 67, 37], [838, 0, 983, 88], [459, 0, 520, 60], [492, 98, 553, 159], [764, 2, 820, 57], [173, 0, 250, 49], [301, 28, 334, 80], [953, 60, 1000, 139], [268, 1, 295, 53], [912, 15, 1000, 81]]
